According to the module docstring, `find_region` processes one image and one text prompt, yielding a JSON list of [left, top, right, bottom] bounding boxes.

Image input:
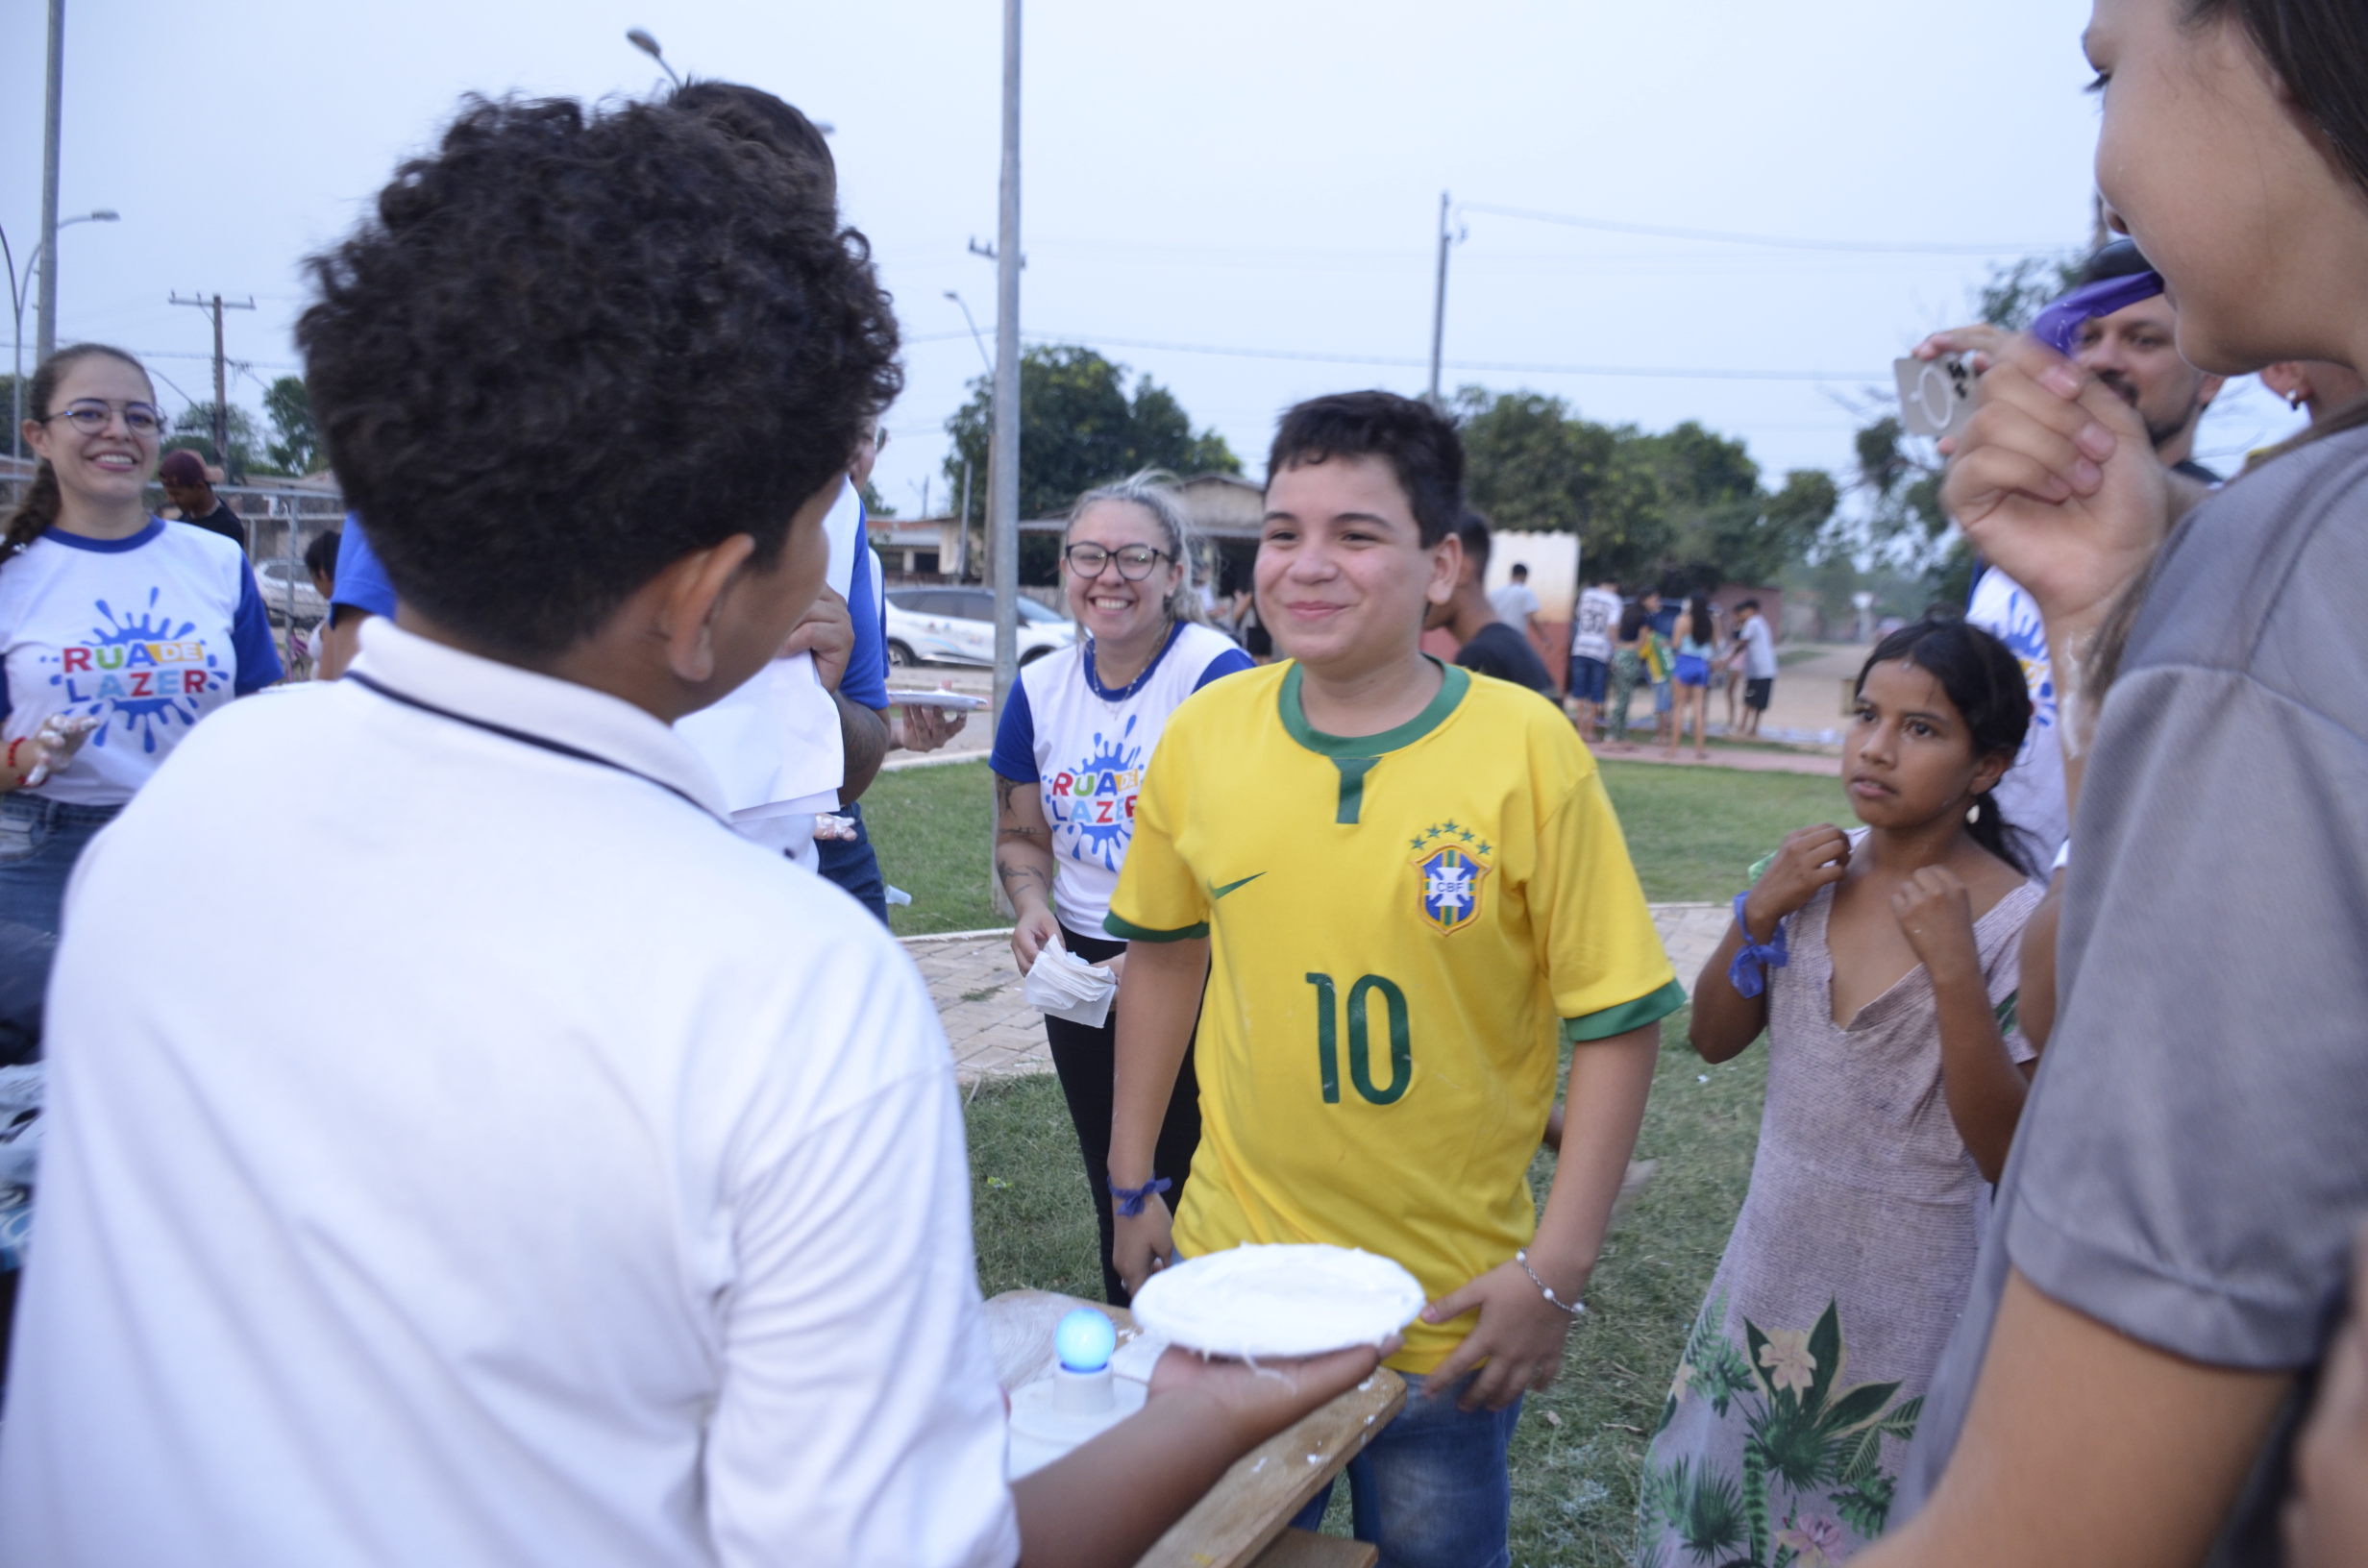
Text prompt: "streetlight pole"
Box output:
[[35, 0, 65, 362], [1427, 190, 1455, 408], [625, 29, 683, 88], [6, 211, 117, 462], [944, 289, 995, 378], [986, 0, 1024, 917], [945, 290, 993, 587]]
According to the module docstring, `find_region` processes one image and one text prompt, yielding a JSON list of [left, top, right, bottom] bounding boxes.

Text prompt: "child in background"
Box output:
[[293, 527, 340, 677], [1107, 391, 1681, 1568], [1637, 618, 2041, 1566]]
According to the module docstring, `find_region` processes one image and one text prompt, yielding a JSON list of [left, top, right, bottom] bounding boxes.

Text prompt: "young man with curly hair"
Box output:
[[0, 88, 1377, 1568]]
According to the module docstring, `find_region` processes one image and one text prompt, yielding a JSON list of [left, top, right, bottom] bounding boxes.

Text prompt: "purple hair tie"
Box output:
[[1727, 892, 1789, 999], [1109, 1175, 1172, 1218]]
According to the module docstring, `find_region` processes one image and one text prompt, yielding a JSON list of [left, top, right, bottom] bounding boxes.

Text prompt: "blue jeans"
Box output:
[[1566, 654, 1609, 706], [0, 795, 122, 938], [1289, 1371, 1522, 1568], [814, 801, 889, 926]]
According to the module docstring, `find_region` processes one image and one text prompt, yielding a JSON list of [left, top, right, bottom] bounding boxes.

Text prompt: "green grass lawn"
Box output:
[[870, 754, 1842, 1564], [867, 757, 1844, 928]]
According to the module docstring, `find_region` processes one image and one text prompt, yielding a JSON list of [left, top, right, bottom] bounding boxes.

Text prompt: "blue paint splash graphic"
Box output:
[[42, 590, 222, 754], [1061, 714, 1144, 871]]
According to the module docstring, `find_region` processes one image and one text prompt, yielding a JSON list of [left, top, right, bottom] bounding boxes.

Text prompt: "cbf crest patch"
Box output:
[[1409, 821, 1492, 936]]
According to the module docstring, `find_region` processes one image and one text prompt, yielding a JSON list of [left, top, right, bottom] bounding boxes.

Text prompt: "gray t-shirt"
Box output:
[[1898, 423, 2368, 1562], [1489, 582, 1539, 628], [1739, 615, 1778, 679]]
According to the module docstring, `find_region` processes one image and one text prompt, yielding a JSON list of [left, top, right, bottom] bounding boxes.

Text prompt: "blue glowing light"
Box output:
[[1054, 1308, 1118, 1372]]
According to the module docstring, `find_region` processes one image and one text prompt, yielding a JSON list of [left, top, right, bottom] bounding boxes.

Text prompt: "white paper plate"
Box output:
[[1128, 1243, 1425, 1359]]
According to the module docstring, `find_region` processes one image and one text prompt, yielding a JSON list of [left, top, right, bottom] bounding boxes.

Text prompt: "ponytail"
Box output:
[[0, 464, 61, 562], [1964, 788, 2029, 880], [4, 343, 155, 564]]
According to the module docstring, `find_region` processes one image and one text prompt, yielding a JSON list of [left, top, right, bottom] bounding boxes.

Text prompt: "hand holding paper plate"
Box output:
[[1128, 1243, 1424, 1359]]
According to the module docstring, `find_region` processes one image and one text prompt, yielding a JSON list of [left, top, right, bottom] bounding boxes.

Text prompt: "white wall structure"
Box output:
[[1481, 530, 1578, 625]]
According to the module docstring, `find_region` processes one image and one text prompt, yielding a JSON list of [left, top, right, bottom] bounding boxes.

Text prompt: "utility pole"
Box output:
[[1426, 190, 1455, 408], [169, 292, 256, 471], [35, 0, 64, 361], [987, 0, 1024, 918], [957, 457, 974, 580]]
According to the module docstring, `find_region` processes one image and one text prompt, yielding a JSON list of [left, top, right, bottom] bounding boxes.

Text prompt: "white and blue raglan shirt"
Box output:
[[1965, 565, 2067, 871], [0, 521, 283, 807], [990, 620, 1252, 936]]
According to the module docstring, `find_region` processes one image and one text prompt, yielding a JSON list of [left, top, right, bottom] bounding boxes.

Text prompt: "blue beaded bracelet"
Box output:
[[1109, 1175, 1172, 1218], [1727, 891, 1789, 999]]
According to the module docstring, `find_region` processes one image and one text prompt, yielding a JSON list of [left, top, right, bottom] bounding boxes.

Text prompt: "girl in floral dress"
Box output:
[[1637, 619, 2044, 1568]]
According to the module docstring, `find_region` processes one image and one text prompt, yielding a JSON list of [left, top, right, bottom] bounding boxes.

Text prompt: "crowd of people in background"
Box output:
[[1, 0, 2367, 1564]]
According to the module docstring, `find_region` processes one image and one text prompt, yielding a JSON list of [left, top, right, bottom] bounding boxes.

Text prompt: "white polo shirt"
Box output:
[[0, 620, 1019, 1568]]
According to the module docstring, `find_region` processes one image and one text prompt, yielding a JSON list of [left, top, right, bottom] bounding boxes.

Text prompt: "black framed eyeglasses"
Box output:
[[45, 400, 166, 437], [1063, 542, 1171, 580]]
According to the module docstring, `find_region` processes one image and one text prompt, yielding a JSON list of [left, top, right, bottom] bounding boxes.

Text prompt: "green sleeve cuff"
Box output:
[[1102, 912, 1210, 943], [1563, 979, 1688, 1042]]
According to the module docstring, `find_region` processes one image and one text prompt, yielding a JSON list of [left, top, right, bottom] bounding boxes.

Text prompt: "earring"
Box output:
[[2289, 389, 2307, 410], [1966, 800, 1982, 823]]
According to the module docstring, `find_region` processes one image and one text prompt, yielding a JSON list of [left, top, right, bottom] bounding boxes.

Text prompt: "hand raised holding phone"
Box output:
[[1940, 333, 2169, 636]]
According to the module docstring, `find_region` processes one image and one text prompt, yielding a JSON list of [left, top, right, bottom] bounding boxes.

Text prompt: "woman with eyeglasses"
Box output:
[[0, 345, 283, 935], [989, 470, 1251, 1306]]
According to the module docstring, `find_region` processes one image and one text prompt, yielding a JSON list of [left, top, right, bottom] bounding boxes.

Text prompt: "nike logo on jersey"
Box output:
[[1210, 873, 1265, 900]]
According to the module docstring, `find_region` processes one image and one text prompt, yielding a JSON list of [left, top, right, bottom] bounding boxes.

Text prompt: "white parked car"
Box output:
[[883, 587, 1076, 669], [253, 558, 329, 627]]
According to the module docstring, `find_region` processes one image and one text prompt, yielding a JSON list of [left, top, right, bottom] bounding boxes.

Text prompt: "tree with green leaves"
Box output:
[[261, 377, 322, 476], [165, 404, 263, 478], [1455, 389, 1836, 591], [942, 345, 1240, 529]]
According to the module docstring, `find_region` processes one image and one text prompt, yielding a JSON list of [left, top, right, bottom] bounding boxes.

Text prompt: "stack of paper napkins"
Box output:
[[1023, 944, 1119, 1028]]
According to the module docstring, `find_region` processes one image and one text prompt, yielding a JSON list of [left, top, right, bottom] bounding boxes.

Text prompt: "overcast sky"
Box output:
[[1, 0, 2304, 524]]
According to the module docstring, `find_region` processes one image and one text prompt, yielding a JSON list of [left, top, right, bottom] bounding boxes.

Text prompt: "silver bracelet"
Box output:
[[1515, 1248, 1585, 1315]]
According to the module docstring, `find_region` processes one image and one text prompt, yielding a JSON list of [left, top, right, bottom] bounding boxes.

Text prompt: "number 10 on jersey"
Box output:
[[1305, 973, 1412, 1106]]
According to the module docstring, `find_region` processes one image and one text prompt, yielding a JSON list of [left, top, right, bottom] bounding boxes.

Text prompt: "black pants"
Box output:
[[1045, 923, 1201, 1307]]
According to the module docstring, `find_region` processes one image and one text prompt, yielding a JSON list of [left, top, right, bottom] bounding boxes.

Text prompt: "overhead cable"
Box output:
[[1459, 201, 2060, 257]]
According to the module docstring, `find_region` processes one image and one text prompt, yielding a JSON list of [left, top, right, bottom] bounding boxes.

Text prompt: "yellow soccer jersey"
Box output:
[[1106, 659, 1683, 1373]]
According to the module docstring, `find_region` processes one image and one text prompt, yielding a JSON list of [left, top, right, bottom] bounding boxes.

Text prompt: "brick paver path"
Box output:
[[914, 902, 1734, 1087]]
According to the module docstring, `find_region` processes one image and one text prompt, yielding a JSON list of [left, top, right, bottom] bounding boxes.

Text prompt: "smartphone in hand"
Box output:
[[1895, 355, 1977, 441]]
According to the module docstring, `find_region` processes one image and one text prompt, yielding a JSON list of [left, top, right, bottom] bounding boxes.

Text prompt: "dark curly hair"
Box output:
[[1267, 391, 1466, 547], [297, 91, 901, 657]]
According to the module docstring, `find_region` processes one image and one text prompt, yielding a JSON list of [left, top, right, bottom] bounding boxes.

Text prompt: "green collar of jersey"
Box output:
[[1278, 658, 1469, 759]]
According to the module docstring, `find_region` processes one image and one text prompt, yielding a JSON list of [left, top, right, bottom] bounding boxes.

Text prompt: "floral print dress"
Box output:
[[1637, 861, 2040, 1568]]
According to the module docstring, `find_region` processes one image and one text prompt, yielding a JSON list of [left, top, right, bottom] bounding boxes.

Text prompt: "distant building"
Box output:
[[870, 514, 965, 579]]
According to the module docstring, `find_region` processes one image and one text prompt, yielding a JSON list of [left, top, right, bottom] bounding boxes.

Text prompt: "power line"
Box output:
[[933, 325, 1886, 382], [1459, 201, 2059, 257]]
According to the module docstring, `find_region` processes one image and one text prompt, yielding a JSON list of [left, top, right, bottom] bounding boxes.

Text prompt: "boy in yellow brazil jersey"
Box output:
[[1105, 391, 1682, 1566]]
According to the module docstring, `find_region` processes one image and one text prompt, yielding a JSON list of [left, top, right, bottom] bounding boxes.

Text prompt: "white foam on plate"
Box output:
[[1128, 1243, 1425, 1359]]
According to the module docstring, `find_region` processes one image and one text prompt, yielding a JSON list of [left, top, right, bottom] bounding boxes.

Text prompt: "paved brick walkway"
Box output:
[[913, 902, 1734, 1087]]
